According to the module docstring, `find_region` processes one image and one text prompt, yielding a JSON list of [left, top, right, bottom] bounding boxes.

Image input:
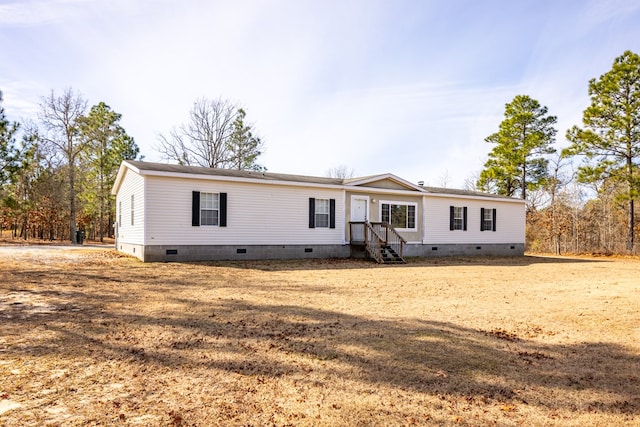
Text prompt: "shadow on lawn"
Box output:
[[3, 291, 639, 417]]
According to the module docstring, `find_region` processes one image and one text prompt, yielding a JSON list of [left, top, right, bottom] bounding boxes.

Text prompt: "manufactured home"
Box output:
[[111, 161, 525, 262]]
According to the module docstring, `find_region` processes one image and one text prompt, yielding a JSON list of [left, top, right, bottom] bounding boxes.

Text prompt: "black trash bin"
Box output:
[[76, 230, 85, 245]]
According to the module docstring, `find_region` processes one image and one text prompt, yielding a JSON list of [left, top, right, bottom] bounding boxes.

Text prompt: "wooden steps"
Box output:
[[380, 244, 406, 264]]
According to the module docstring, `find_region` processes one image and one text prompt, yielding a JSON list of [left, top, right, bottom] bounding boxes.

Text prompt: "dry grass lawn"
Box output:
[[0, 245, 639, 426]]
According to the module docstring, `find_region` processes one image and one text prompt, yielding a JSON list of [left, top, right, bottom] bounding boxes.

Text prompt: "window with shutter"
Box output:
[[193, 191, 227, 227], [481, 208, 495, 231]]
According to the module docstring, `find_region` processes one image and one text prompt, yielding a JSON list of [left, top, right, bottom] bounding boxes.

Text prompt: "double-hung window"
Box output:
[[308, 198, 336, 229], [481, 208, 497, 231], [314, 199, 330, 228], [450, 206, 467, 231], [381, 202, 416, 230], [192, 191, 227, 227], [200, 192, 220, 226], [130, 195, 135, 226]]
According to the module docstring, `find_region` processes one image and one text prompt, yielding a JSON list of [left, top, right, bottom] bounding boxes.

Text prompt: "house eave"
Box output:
[[423, 192, 525, 204], [112, 161, 522, 203]]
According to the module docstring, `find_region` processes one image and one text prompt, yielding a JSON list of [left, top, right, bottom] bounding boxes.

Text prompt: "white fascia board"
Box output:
[[137, 169, 347, 190], [139, 169, 428, 195], [424, 192, 525, 205], [127, 166, 520, 203]]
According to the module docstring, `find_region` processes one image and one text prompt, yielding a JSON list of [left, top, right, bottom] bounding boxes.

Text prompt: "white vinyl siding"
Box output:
[[130, 195, 135, 226], [346, 192, 423, 243], [424, 196, 524, 244], [144, 176, 344, 245], [115, 169, 145, 245]]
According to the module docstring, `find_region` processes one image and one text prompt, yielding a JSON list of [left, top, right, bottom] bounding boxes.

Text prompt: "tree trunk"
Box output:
[[70, 159, 77, 244], [99, 149, 105, 242], [107, 199, 114, 238], [626, 155, 635, 253], [99, 179, 105, 242], [521, 163, 527, 200], [627, 198, 634, 253]]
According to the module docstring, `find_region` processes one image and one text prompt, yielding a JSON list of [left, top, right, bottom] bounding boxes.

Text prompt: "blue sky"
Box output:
[[1, 0, 639, 187]]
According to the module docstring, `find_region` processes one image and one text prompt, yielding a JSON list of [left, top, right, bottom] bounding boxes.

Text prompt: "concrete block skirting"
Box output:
[[141, 244, 352, 262], [404, 243, 525, 257], [116, 242, 524, 262]]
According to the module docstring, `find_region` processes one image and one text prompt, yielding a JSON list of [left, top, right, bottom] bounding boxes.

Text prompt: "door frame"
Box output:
[[350, 195, 370, 222]]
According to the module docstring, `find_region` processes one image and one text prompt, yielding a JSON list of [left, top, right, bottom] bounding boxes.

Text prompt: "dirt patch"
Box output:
[[1, 248, 639, 426]]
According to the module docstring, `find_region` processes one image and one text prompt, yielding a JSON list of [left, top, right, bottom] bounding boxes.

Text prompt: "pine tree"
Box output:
[[564, 50, 640, 252], [477, 95, 557, 200], [79, 102, 139, 241], [227, 108, 265, 171]]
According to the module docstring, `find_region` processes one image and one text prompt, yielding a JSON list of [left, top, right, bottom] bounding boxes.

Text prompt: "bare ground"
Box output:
[[0, 245, 639, 426]]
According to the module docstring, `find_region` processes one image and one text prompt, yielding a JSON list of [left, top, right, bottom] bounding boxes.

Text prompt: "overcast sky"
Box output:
[[1, 0, 639, 187]]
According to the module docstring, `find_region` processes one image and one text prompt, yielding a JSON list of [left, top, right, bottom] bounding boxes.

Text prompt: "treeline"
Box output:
[[0, 88, 140, 243], [2, 52, 638, 253], [476, 50, 640, 254], [0, 90, 265, 244]]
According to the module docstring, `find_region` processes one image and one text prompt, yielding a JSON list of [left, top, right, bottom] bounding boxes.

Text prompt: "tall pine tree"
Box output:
[[79, 102, 139, 241], [0, 91, 22, 190], [564, 50, 640, 252], [477, 95, 557, 200], [227, 108, 264, 171]]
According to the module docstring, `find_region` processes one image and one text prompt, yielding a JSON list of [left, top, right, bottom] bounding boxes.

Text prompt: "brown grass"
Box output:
[[0, 246, 639, 426]]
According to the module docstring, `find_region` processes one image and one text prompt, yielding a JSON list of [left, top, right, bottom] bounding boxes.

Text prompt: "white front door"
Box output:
[[350, 196, 369, 243], [351, 197, 368, 222]]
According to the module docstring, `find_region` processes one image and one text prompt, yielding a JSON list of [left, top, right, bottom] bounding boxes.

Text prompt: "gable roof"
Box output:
[[112, 161, 521, 203], [344, 173, 425, 192]]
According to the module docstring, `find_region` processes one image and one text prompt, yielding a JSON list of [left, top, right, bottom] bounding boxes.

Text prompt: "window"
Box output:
[[192, 191, 227, 227], [315, 198, 330, 228], [450, 206, 467, 231], [118, 201, 122, 227], [130, 195, 134, 226], [381, 202, 416, 229], [481, 208, 497, 231], [200, 192, 220, 226], [308, 198, 336, 228]]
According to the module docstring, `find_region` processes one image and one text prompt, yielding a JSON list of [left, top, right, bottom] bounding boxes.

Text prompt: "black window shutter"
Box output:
[[492, 208, 497, 231], [329, 199, 336, 228], [449, 206, 454, 231], [219, 193, 227, 227], [192, 191, 200, 226], [309, 198, 315, 228], [463, 207, 468, 231], [480, 207, 485, 231]]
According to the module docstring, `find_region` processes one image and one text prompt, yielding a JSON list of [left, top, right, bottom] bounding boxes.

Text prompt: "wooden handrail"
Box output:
[[349, 221, 405, 263]]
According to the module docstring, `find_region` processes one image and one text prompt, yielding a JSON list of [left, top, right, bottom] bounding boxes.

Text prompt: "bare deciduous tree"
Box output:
[[326, 165, 354, 179], [156, 98, 237, 168], [39, 88, 87, 243], [463, 171, 481, 192]]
